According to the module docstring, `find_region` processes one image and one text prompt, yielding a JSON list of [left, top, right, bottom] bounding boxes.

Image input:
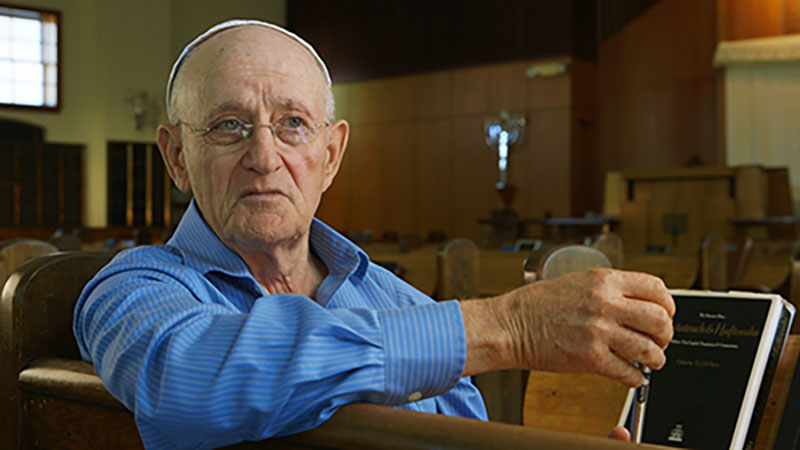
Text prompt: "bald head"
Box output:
[[167, 20, 334, 123]]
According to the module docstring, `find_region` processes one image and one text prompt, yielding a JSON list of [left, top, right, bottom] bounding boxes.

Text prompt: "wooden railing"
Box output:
[[17, 357, 650, 450]]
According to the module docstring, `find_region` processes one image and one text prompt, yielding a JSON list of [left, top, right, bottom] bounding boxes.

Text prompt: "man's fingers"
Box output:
[[608, 326, 667, 371], [598, 350, 646, 387], [617, 298, 674, 349], [608, 426, 631, 441], [614, 270, 676, 318]]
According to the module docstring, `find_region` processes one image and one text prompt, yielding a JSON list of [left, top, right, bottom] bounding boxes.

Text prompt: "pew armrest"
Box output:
[[17, 357, 656, 449], [18, 357, 124, 410]]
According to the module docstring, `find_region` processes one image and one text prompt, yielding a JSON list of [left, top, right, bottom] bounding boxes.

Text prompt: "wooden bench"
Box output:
[[1, 251, 648, 449], [0, 238, 58, 285]]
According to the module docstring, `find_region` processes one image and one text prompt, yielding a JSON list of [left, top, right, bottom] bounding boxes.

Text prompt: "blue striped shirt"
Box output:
[[73, 201, 487, 449]]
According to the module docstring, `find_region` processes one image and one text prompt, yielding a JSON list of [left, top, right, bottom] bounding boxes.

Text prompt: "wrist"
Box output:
[[460, 296, 517, 376]]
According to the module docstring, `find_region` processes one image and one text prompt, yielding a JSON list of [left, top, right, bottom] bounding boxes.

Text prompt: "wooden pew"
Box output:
[[605, 165, 799, 292], [17, 357, 649, 449], [435, 238, 479, 300], [0, 238, 58, 285], [364, 241, 527, 298], [1, 251, 113, 449], [2, 251, 650, 449]]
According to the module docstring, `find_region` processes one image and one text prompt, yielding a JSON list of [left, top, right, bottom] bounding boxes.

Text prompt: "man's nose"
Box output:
[[240, 126, 283, 173]]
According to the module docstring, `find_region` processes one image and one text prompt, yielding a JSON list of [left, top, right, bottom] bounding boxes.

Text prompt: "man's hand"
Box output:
[[461, 269, 675, 387], [608, 426, 631, 441]]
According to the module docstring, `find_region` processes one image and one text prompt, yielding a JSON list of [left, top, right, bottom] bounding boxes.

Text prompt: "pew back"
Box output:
[[0, 251, 114, 449], [0, 238, 58, 285], [435, 238, 479, 300]]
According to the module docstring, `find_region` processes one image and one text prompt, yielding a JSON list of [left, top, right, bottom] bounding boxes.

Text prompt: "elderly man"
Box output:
[[74, 20, 674, 449]]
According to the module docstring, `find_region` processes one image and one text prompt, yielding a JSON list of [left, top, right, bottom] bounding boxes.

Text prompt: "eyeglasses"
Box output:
[[177, 116, 330, 147]]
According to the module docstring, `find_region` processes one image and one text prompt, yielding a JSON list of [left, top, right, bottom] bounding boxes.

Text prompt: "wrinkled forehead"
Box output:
[[174, 26, 327, 118]]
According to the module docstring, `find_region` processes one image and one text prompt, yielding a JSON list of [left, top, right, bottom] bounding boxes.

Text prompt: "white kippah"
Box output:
[[165, 19, 331, 121]]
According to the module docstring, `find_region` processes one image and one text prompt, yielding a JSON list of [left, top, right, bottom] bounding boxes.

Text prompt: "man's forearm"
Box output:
[[460, 297, 517, 377], [458, 270, 675, 387]]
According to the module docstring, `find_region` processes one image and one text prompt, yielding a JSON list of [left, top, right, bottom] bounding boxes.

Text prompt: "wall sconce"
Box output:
[[125, 89, 153, 131]]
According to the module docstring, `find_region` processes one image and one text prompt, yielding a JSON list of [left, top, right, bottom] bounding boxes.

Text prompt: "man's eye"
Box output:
[[282, 117, 305, 129], [214, 119, 243, 132]]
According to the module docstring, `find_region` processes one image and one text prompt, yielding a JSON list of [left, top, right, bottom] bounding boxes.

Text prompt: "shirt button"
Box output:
[[407, 391, 422, 402]]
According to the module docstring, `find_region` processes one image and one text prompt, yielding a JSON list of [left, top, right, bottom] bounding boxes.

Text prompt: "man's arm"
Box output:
[[460, 268, 675, 387], [74, 258, 471, 448]]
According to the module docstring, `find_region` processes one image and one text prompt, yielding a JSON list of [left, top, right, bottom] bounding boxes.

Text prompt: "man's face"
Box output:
[[160, 27, 347, 252]]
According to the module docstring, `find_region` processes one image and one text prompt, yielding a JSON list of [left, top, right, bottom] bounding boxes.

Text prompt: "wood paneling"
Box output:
[[451, 116, 497, 242], [788, 0, 800, 34], [597, 0, 720, 186], [379, 123, 416, 235], [415, 119, 453, 236], [717, 0, 784, 41], [321, 57, 590, 242]]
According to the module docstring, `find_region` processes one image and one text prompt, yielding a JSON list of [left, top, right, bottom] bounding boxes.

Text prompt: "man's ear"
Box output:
[[157, 124, 192, 193], [321, 119, 349, 192]]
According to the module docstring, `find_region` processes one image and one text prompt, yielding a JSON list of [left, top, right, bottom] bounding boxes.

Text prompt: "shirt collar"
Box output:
[[167, 199, 252, 278], [167, 199, 370, 283], [309, 218, 370, 283]]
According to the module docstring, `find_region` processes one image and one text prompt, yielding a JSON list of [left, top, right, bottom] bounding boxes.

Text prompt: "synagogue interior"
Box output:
[[2, 0, 800, 449]]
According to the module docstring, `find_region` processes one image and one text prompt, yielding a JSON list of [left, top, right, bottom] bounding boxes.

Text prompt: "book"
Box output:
[[622, 289, 795, 450]]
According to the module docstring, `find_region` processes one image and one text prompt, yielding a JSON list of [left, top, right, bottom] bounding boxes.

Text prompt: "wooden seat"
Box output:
[[522, 244, 628, 438], [535, 245, 612, 282], [729, 237, 799, 292], [0, 251, 646, 449], [590, 232, 623, 269], [0, 238, 59, 285], [435, 238, 479, 300], [699, 234, 727, 291]]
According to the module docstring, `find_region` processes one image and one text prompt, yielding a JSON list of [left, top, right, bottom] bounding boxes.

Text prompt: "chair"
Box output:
[[1, 252, 643, 449], [0, 239, 59, 284], [534, 245, 612, 282], [435, 238, 479, 300], [589, 232, 623, 269], [398, 233, 424, 252], [698, 234, 727, 291], [522, 245, 628, 438], [49, 229, 83, 251], [521, 246, 551, 285]]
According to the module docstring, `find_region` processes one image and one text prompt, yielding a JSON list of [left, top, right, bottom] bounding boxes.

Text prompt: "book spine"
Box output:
[[743, 303, 794, 449]]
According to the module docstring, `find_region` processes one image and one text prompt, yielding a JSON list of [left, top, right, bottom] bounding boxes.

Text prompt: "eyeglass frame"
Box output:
[[175, 117, 331, 147]]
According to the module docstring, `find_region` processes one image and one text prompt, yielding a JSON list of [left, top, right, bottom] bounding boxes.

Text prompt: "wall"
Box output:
[[716, 0, 800, 209], [0, 0, 106, 226], [716, 0, 800, 40], [318, 58, 592, 242], [169, 0, 286, 61], [0, 0, 286, 227], [596, 0, 721, 187]]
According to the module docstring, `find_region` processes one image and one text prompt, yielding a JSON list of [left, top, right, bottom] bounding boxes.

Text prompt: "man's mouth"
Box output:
[[239, 188, 285, 200]]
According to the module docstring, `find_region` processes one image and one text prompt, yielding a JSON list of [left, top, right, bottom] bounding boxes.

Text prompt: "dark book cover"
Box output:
[[639, 290, 795, 450]]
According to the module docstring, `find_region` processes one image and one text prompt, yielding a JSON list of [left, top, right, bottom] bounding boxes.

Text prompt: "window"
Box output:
[[0, 4, 59, 110]]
